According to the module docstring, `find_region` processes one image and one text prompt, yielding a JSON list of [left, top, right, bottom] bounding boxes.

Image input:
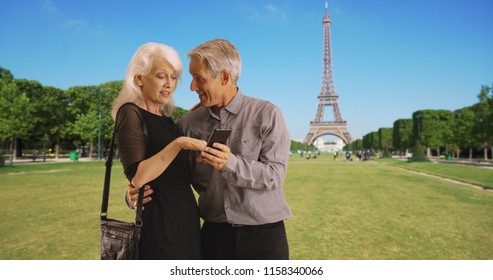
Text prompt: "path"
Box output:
[[391, 165, 492, 191]]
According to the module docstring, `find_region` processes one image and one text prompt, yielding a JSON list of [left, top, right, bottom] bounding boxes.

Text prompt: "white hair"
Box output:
[[112, 42, 183, 119]]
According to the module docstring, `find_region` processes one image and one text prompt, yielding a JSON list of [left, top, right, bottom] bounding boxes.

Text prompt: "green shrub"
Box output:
[[382, 145, 392, 158], [410, 140, 429, 162]]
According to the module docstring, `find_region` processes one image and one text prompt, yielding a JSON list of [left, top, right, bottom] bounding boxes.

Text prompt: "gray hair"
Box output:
[[187, 38, 241, 84]]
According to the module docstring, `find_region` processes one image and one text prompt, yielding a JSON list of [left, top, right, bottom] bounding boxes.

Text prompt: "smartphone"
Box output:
[[207, 128, 232, 147]]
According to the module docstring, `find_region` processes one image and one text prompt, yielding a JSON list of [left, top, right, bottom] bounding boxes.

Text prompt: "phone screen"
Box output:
[[207, 129, 232, 147]]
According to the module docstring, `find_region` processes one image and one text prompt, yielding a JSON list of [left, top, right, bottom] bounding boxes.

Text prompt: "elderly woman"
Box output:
[[112, 42, 205, 259]]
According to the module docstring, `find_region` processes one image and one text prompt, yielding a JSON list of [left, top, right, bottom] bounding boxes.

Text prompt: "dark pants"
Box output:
[[201, 221, 289, 260]]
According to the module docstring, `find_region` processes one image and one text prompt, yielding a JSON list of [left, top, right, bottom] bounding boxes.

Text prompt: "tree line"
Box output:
[[345, 84, 493, 161], [1, 65, 491, 162], [0, 67, 187, 161]]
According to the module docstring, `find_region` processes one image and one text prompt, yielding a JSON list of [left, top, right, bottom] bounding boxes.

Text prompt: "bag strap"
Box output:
[[100, 124, 144, 225]]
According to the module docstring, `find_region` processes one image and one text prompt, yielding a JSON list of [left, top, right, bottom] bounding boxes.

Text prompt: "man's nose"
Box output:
[[190, 80, 197, 91]]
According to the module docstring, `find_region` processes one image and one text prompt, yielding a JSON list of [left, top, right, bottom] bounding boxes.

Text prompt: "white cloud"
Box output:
[[264, 4, 288, 22], [265, 4, 279, 13], [64, 19, 104, 36], [332, 8, 343, 15], [241, 4, 288, 23], [66, 19, 89, 31], [40, 0, 58, 12]]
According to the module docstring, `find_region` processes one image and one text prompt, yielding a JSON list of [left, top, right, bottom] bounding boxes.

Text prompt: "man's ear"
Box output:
[[134, 75, 144, 86], [220, 71, 230, 86]]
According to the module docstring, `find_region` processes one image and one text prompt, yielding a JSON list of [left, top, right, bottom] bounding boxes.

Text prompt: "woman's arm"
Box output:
[[131, 136, 206, 188], [115, 104, 206, 208]]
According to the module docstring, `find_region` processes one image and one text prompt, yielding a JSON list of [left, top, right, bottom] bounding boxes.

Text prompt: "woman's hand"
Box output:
[[177, 136, 207, 151], [127, 183, 153, 209]]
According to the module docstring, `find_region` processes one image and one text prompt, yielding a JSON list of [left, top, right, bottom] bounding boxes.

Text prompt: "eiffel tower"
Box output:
[[304, 2, 352, 145]]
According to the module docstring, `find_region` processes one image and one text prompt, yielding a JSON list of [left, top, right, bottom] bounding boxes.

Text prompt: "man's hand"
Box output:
[[197, 142, 231, 170], [127, 183, 153, 209]]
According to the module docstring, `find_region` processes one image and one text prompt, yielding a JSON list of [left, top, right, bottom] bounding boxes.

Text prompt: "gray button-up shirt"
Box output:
[[177, 89, 292, 225]]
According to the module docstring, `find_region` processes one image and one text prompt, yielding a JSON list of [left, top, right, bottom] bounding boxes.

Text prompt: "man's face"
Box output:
[[189, 58, 224, 108]]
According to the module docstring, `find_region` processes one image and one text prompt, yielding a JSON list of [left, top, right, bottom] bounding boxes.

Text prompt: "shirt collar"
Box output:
[[225, 88, 243, 115], [207, 88, 244, 118]]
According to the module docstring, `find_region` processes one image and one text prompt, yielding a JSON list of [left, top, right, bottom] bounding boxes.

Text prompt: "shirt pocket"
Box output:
[[229, 126, 262, 161]]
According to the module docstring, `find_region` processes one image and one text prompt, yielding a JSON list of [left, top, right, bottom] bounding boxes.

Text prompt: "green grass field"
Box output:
[[1, 156, 492, 259]]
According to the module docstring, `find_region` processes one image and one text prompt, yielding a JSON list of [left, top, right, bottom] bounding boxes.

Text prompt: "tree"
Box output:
[[36, 86, 68, 158], [98, 81, 123, 158], [472, 84, 493, 160], [413, 110, 454, 157], [410, 140, 428, 162], [453, 107, 476, 160], [393, 119, 413, 157], [378, 127, 393, 151], [0, 81, 34, 159], [72, 110, 99, 158], [1, 70, 66, 158], [0, 67, 14, 82], [13, 79, 47, 155], [65, 86, 100, 157], [172, 106, 188, 122], [290, 140, 311, 154], [345, 138, 363, 153], [362, 131, 379, 157]]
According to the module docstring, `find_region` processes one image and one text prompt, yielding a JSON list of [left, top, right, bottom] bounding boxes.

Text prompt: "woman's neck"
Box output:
[[139, 100, 162, 116]]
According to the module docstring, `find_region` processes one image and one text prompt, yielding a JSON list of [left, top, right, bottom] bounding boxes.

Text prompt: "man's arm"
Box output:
[[208, 106, 291, 191]]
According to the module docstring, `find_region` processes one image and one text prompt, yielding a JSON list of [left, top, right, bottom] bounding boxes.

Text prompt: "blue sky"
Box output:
[[1, 0, 492, 141]]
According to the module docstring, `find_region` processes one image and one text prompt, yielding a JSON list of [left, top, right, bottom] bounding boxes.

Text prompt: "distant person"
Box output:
[[357, 151, 362, 161], [114, 42, 206, 259]]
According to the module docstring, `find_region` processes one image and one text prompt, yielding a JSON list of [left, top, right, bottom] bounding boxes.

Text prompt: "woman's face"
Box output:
[[137, 56, 177, 108]]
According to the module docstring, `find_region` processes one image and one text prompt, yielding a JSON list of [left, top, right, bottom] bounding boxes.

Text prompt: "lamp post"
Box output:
[[415, 113, 421, 141], [97, 88, 102, 161]]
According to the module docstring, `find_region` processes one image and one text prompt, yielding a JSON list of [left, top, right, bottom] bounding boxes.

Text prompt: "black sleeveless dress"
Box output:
[[115, 103, 202, 259]]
